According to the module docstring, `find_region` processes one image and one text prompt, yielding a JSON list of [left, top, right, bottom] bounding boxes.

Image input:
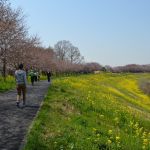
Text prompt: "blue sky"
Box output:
[[10, 0, 150, 66]]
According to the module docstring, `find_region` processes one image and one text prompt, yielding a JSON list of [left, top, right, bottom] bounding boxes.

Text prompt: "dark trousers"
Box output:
[[47, 76, 50, 82], [31, 76, 34, 85], [16, 84, 26, 102]]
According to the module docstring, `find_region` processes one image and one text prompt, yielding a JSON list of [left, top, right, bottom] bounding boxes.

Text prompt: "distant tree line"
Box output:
[[111, 64, 150, 73]]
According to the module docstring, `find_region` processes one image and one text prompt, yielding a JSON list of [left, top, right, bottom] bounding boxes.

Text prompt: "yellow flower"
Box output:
[[116, 136, 120, 141], [107, 139, 112, 144], [143, 139, 148, 145], [93, 128, 97, 132], [108, 130, 113, 135], [99, 114, 104, 118]]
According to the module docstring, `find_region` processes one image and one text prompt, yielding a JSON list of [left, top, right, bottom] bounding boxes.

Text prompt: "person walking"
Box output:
[[37, 71, 40, 81], [15, 64, 27, 107], [29, 69, 35, 86], [47, 71, 51, 82], [34, 70, 38, 82]]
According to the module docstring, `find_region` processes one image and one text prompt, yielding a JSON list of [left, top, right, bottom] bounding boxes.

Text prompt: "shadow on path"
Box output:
[[0, 81, 50, 150]]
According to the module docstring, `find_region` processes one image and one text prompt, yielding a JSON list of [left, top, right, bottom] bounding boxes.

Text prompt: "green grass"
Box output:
[[24, 73, 150, 150], [0, 76, 15, 92], [40, 75, 48, 80]]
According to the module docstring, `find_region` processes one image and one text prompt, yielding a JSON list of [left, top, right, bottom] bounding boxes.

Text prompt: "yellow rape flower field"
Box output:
[[24, 73, 150, 150]]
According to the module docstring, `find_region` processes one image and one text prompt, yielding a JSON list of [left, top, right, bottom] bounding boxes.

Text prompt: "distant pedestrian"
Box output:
[[47, 71, 52, 82], [15, 64, 27, 107], [34, 70, 38, 82], [37, 71, 40, 81], [29, 69, 35, 86]]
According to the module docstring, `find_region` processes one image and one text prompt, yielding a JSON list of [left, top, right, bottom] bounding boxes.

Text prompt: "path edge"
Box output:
[[18, 84, 50, 150]]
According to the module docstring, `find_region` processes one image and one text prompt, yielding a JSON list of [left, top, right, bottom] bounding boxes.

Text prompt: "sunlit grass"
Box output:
[[40, 75, 47, 80], [24, 73, 150, 150], [0, 76, 15, 92]]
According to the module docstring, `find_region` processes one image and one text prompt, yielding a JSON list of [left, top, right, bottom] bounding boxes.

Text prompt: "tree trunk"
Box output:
[[2, 57, 6, 81]]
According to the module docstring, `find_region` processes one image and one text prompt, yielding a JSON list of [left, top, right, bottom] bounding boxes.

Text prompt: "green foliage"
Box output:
[[24, 73, 150, 150], [0, 76, 15, 92]]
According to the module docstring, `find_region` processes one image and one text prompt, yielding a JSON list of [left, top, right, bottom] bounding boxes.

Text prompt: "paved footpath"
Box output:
[[0, 81, 50, 150]]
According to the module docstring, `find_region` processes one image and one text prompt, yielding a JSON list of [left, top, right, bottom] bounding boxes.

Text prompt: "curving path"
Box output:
[[0, 81, 50, 150]]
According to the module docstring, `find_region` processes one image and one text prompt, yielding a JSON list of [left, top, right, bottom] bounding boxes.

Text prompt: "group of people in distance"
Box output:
[[15, 64, 52, 107], [28, 69, 40, 86]]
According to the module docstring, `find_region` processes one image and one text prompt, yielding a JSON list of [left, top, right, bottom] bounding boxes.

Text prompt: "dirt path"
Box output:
[[0, 81, 50, 150]]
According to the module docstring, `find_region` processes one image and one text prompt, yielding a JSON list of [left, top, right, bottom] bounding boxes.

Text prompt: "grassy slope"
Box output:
[[24, 73, 150, 150]]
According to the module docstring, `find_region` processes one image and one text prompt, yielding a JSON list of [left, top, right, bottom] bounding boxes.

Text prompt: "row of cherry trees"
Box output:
[[0, 0, 41, 78], [0, 0, 103, 78]]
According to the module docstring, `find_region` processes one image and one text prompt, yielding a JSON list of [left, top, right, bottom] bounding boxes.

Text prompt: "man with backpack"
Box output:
[[15, 64, 27, 107]]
